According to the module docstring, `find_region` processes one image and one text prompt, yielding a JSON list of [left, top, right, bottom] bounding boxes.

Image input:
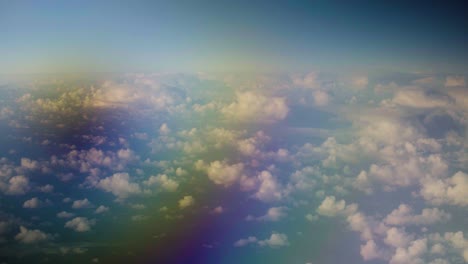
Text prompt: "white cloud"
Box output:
[[316, 196, 346, 217], [254, 171, 283, 202], [384, 204, 451, 226], [251, 207, 288, 222], [57, 211, 75, 218], [360, 240, 384, 261], [234, 236, 258, 247], [72, 198, 92, 209], [15, 226, 49, 244], [94, 205, 109, 214], [65, 217, 95, 232], [234, 232, 289, 248], [222, 91, 289, 123], [258, 232, 289, 248], [23, 197, 42, 208], [144, 174, 179, 192], [205, 161, 244, 187], [97, 173, 141, 199], [178, 196, 194, 209], [421, 171, 468, 206], [6, 175, 30, 195]]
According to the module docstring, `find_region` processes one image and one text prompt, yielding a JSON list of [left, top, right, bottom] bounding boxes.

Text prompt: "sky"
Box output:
[[0, 1, 467, 264], [1, 1, 468, 73]]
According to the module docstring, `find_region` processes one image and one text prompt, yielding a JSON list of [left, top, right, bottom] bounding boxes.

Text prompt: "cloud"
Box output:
[[313, 90, 329, 106], [248, 207, 288, 222], [235, 232, 289, 248], [6, 175, 30, 195], [72, 198, 93, 209], [65, 217, 95, 232], [384, 204, 451, 226], [23, 197, 42, 208], [258, 232, 290, 248], [178, 196, 194, 209], [445, 76, 465, 87], [234, 236, 258, 247], [57, 211, 75, 218], [205, 161, 244, 187], [94, 205, 109, 214], [222, 91, 289, 123], [15, 226, 49, 244], [420, 171, 468, 206], [97, 173, 141, 199], [316, 196, 346, 217], [144, 174, 179, 192], [254, 171, 284, 202]]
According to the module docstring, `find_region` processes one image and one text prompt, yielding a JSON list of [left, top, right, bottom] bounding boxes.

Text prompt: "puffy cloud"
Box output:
[[20, 158, 40, 170], [6, 175, 30, 195], [254, 171, 283, 202], [360, 240, 384, 261], [235, 232, 289, 248], [384, 227, 414, 248], [258, 232, 289, 248], [316, 196, 346, 217], [248, 207, 288, 222], [38, 184, 54, 193], [222, 91, 289, 123], [94, 205, 109, 214], [384, 204, 451, 226], [291, 72, 319, 89], [234, 236, 258, 247], [23, 197, 42, 208], [144, 174, 179, 192], [391, 89, 452, 109], [65, 217, 95, 232], [72, 198, 93, 209], [57, 211, 75, 218], [15, 226, 50, 244], [389, 238, 427, 264], [420, 171, 468, 206], [178, 196, 194, 209], [205, 161, 244, 187], [97, 173, 141, 199]]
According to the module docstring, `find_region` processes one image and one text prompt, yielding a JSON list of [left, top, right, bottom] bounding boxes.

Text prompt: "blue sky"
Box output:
[[0, 2, 467, 264], [1, 1, 467, 73]]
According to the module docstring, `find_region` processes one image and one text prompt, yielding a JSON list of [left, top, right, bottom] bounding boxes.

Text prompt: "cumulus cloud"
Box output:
[[72, 198, 93, 209], [204, 160, 245, 187], [15, 226, 49, 244], [420, 171, 468, 206], [248, 207, 288, 222], [222, 91, 289, 123], [6, 175, 30, 195], [65, 217, 95, 232], [97, 173, 141, 199], [178, 196, 194, 209], [23, 197, 42, 208], [94, 205, 109, 214], [235, 232, 289, 248], [144, 174, 179, 192], [57, 211, 75, 218], [316, 196, 354, 217], [384, 204, 451, 226], [254, 171, 284, 202]]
